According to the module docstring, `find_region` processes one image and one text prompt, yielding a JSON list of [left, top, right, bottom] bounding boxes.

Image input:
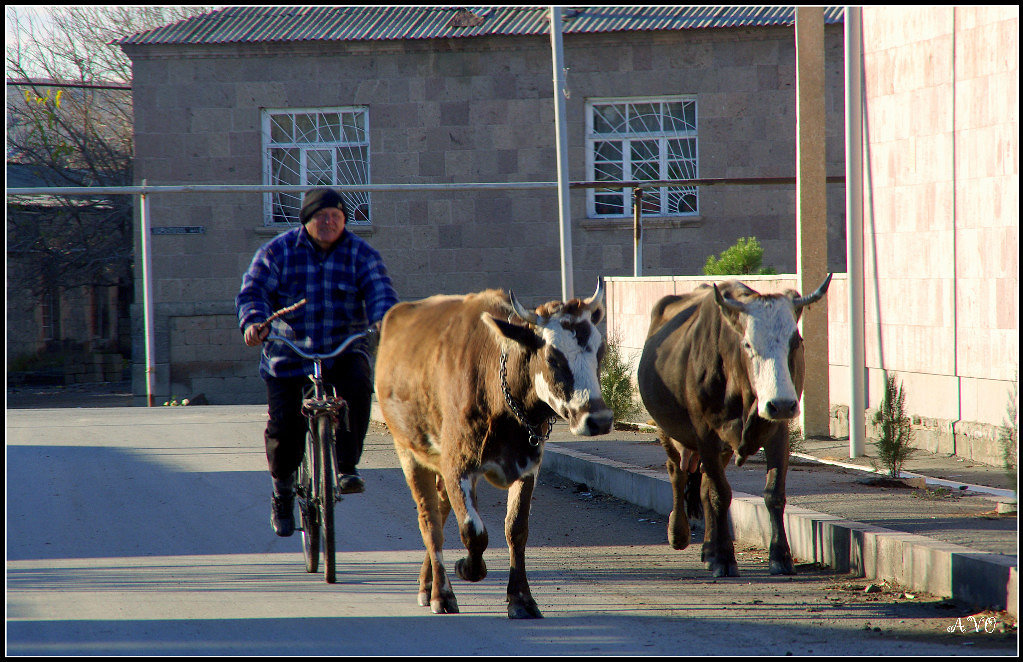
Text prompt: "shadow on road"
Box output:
[[6, 444, 416, 561]]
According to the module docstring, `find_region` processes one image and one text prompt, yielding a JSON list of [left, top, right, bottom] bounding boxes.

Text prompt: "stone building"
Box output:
[[115, 6, 846, 403], [6, 163, 131, 385]]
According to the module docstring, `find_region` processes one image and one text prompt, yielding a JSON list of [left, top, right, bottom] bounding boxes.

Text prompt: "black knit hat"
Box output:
[[299, 188, 348, 224]]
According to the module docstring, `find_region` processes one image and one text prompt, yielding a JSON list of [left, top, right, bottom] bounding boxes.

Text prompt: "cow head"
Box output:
[[714, 274, 832, 421], [483, 280, 614, 437]]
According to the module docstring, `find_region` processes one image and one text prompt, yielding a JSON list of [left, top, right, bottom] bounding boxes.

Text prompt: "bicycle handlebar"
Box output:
[[266, 331, 368, 361]]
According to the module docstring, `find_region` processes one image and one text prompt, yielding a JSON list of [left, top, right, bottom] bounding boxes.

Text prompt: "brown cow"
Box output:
[[375, 281, 612, 618], [637, 275, 831, 577]]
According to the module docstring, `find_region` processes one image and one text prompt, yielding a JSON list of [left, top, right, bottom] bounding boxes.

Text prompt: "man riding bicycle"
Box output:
[[237, 187, 399, 537]]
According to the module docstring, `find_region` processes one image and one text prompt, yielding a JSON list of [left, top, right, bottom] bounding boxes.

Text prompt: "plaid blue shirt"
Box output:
[[236, 226, 399, 379]]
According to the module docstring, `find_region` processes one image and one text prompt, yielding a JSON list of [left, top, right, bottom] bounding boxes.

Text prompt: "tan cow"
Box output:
[[375, 282, 613, 618], [637, 275, 831, 577]]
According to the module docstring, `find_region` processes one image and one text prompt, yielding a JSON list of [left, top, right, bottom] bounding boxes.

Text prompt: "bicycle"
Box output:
[[258, 301, 366, 584]]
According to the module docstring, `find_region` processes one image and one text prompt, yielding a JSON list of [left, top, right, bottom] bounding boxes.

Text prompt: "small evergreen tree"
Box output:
[[703, 236, 777, 276], [998, 375, 1017, 496], [787, 423, 806, 455], [872, 372, 916, 478], [600, 332, 641, 424]]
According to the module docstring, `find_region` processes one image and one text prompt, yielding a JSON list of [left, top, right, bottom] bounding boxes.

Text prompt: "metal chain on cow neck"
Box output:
[[500, 348, 557, 447]]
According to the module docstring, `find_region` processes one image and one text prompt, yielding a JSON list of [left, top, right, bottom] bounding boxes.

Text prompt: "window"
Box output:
[[90, 285, 114, 340], [40, 287, 60, 342], [262, 107, 370, 225], [586, 97, 698, 218]]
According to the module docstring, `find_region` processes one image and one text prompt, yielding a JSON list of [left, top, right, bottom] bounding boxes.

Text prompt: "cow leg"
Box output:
[[444, 468, 489, 584], [395, 446, 459, 614], [699, 446, 739, 577], [662, 439, 691, 550], [505, 473, 542, 619], [682, 449, 703, 526], [763, 427, 795, 575], [417, 474, 453, 606]]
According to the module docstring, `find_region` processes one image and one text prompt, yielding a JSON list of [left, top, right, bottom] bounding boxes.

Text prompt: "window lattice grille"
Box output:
[[587, 98, 698, 218], [262, 108, 370, 225]]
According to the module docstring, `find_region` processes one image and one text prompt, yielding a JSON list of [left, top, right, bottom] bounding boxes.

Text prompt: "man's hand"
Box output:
[[244, 323, 270, 347]]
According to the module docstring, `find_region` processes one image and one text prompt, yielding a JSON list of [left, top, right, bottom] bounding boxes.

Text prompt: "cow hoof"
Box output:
[[431, 595, 459, 614], [770, 559, 796, 575], [707, 561, 740, 577], [455, 557, 487, 582], [508, 599, 543, 619], [418, 591, 430, 607], [667, 511, 690, 550]]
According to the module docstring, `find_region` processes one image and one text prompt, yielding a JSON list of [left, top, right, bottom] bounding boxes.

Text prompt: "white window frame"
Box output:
[[585, 95, 699, 219], [261, 106, 371, 226]]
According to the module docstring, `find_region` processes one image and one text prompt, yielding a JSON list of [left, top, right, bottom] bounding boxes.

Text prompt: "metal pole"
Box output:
[[549, 6, 574, 300], [633, 187, 644, 277], [139, 179, 156, 407], [845, 6, 866, 457], [8, 176, 847, 198]]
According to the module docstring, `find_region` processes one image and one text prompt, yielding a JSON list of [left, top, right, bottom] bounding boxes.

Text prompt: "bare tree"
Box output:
[[6, 6, 212, 297]]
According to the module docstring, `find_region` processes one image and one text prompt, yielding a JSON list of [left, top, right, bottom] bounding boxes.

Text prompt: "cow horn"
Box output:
[[508, 290, 542, 325], [714, 283, 746, 314], [791, 273, 833, 310], [583, 278, 605, 311]]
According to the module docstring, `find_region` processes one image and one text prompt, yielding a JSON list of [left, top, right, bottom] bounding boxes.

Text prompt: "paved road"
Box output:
[[6, 406, 1016, 655]]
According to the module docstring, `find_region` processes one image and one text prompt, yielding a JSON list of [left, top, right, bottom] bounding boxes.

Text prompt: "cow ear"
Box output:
[[481, 313, 544, 352], [782, 289, 805, 321], [713, 284, 746, 333]]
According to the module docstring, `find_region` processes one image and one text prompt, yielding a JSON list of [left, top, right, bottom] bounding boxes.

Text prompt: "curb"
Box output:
[[542, 444, 1018, 619], [788, 453, 1018, 502]]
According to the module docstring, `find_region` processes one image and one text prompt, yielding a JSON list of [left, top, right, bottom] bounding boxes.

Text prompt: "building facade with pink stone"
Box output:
[[607, 7, 1018, 466]]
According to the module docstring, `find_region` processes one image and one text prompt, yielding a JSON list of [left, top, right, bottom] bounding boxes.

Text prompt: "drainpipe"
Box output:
[[549, 6, 575, 300], [139, 179, 156, 407], [845, 7, 866, 457], [951, 7, 962, 452]]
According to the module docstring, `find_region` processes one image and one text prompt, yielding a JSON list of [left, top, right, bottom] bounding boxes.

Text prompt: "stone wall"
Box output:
[[857, 6, 1018, 434], [605, 270, 1016, 468]]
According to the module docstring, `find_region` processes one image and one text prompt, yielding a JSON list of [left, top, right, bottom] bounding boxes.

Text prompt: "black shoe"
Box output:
[[337, 472, 365, 494], [271, 491, 296, 537]]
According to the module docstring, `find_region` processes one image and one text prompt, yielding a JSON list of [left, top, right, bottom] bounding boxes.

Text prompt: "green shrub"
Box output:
[[600, 331, 641, 424], [872, 371, 916, 478], [999, 374, 1018, 495], [703, 236, 777, 276], [787, 423, 806, 455]]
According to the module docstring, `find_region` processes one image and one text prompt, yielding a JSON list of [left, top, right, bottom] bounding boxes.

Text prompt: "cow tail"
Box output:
[[683, 459, 703, 523]]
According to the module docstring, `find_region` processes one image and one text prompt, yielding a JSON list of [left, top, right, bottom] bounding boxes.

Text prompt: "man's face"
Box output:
[[304, 206, 346, 250]]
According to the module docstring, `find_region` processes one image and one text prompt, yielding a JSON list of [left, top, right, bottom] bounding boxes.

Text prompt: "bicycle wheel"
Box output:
[[318, 415, 337, 584], [298, 430, 319, 574]]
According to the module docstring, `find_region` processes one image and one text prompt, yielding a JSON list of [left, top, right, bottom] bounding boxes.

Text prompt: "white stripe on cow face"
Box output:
[[738, 298, 801, 420], [532, 312, 613, 436]]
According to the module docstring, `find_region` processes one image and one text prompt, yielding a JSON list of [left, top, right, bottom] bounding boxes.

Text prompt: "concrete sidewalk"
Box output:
[[537, 423, 1017, 620]]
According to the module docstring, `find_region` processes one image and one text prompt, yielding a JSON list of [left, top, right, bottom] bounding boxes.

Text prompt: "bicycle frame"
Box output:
[[267, 331, 366, 583], [267, 331, 367, 426]]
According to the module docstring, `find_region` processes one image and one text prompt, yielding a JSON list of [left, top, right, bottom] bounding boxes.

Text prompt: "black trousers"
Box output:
[[264, 352, 373, 482]]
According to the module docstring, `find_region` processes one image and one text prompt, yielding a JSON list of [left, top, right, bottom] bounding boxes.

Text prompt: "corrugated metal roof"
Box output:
[[114, 6, 844, 46]]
